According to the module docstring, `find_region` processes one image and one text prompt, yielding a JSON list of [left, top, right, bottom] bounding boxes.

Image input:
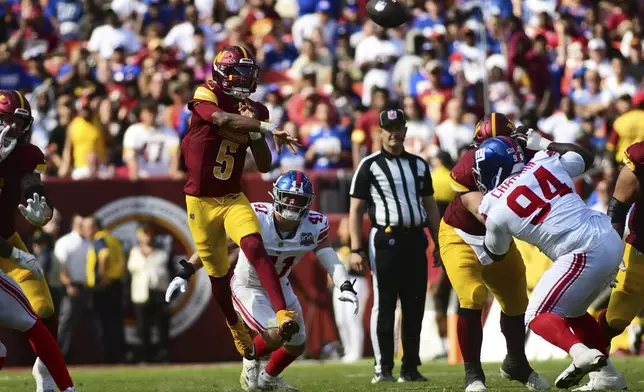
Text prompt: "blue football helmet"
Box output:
[[272, 170, 315, 221], [472, 136, 526, 194]]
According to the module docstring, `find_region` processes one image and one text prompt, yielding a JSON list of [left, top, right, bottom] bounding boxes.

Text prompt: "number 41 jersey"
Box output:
[[233, 202, 330, 288], [479, 150, 604, 261]]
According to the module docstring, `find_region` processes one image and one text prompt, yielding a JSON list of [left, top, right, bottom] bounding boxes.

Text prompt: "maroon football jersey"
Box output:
[[182, 81, 269, 197], [0, 143, 46, 238], [623, 141, 644, 252], [442, 148, 487, 236]]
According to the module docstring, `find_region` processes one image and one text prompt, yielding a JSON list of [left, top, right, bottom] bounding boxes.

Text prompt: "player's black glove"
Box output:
[[510, 125, 532, 148], [177, 259, 196, 280]]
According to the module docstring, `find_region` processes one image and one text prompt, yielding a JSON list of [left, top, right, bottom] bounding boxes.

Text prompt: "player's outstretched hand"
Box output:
[[18, 193, 50, 227], [165, 276, 188, 302], [510, 125, 532, 148], [339, 280, 359, 315], [12, 248, 44, 279], [272, 129, 302, 155]]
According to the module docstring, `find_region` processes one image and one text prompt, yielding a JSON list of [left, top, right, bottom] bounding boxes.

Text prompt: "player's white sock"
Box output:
[[32, 357, 56, 392], [569, 343, 591, 363]]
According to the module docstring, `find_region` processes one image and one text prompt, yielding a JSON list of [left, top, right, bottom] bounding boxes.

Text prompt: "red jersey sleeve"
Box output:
[[20, 144, 47, 174], [624, 141, 644, 175], [449, 148, 477, 193]]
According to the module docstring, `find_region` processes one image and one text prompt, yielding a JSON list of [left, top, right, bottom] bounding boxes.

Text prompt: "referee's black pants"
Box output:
[[369, 226, 428, 375]]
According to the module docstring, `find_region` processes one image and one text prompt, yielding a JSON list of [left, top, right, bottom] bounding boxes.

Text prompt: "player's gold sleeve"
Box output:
[[450, 174, 471, 193], [193, 86, 219, 105]]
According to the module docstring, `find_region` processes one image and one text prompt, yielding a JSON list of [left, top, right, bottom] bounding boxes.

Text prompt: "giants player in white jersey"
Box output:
[[166, 170, 359, 391], [473, 134, 626, 390], [0, 236, 77, 391]]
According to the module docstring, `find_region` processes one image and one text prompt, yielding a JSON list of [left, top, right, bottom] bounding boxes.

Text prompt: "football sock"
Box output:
[[598, 309, 624, 349], [457, 308, 483, 365], [25, 319, 73, 390], [254, 335, 276, 358], [568, 313, 608, 356], [209, 271, 238, 325], [265, 346, 298, 377], [500, 312, 528, 363], [240, 233, 287, 311], [529, 312, 580, 353]]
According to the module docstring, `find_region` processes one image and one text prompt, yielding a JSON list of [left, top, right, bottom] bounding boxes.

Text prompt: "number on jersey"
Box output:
[[269, 255, 296, 277], [213, 139, 239, 180], [254, 203, 269, 214], [308, 211, 323, 224], [507, 166, 573, 225]]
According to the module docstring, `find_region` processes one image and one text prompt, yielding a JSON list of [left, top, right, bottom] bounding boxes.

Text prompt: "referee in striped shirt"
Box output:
[[349, 108, 442, 383]]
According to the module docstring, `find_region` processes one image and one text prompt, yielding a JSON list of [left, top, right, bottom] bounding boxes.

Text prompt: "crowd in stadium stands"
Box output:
[[2, 0, 644, 362]]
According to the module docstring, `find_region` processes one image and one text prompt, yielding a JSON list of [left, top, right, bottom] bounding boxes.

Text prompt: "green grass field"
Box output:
[[2, 358, 644, 391]]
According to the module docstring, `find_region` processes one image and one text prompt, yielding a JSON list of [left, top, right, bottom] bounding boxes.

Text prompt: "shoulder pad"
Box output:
[[17, 144, 47, 173], [193, 82, 219, 105], [624, 141, 644, 174], [450, 150, 477, 193]]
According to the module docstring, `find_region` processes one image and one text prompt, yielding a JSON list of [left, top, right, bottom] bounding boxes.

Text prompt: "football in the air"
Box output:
[[366, 0, 411, 28]]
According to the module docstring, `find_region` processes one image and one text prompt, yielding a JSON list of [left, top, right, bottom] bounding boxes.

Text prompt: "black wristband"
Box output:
[[177, 259, 196, 280], [350, 249, 363, 254], [340, 280, 357, 295], [607, 197, 629, 225]]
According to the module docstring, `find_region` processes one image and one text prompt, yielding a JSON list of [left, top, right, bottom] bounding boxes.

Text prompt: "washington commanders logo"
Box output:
[[300, 232, 314, 246], [93, 196, 211, 345]]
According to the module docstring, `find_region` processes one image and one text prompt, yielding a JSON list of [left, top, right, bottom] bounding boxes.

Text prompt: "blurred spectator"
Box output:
[[292, 0, 337, 50], [583, 38, 611, 79], [84, 216, 125, 364], [571, 70, 610, 117], [606, 93, 644, 164], [56, 215, 91, 359], [128, 224, 171, 363], [45, 0, 83, 42], [392, 32, 424, 97], [352, 87, 389, 167], [305, 101, 351, 170], [87, 10, 141, 59], [429, 150, 456, 215], [288, 39, 332, 84], [354, 22, 401, 69], [0, 43, 33, 91], [588, 180, 610, 213], [263, 37, 299, 72], [332, 215, 367, 363], [604, 56, 638, 100], [410, 60, 453, 125], [434, 98, 473, 160], [538, 96, 582, 143], [41, 210, 64, 312], [402, 96, 435, 158], [59, 96, 109, 179], [163, 4, 214, 59], [122, 99, 182, 180]]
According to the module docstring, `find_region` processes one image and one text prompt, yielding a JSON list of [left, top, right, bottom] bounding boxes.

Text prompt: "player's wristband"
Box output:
[[249, 132, 262, 141], [607, 197, 629, 225], [177, 259, 196, 280], [350, 248, 363, 254], [259, 121, 277, 135]]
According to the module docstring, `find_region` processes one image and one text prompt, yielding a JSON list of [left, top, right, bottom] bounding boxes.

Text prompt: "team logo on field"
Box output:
[[300, 232, 314, 246]]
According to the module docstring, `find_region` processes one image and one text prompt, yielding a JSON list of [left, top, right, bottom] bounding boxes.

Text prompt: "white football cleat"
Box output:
[[240, 358, 260, 391], [555, 349, 607, 389], [62, 388, 77, 392], [573, 361, 627, 391], [257, 370, 299, 391], [465, 380, 487, 391], [32, 358, 56, 392]]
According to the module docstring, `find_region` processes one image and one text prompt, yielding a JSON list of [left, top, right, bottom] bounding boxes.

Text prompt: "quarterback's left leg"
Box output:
[[226, 195, 295, 339], [483, 242, 549, 390]]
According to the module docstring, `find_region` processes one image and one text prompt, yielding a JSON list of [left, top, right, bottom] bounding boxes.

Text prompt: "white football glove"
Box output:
[[0, 125, 18, 162], [11, 248, 44, 279], [338, 282, 359, 315], [18, 193, 49, 226], [525, 129, 552, 151], [165, 277, 188, 303]]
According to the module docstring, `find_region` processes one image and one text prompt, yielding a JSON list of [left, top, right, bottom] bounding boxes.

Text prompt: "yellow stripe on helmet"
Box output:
[[238, 46, 248, 59], [15, 91, 25, 109], [491, 113, 497, 137]]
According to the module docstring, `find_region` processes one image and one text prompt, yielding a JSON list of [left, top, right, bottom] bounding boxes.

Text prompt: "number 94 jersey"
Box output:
[[479, 150, 607, 261], [233, 202, 330, 287]]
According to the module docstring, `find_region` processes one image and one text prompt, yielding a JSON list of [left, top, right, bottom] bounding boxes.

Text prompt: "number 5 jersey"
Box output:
[[479, 150, 611, 262], [234, 202, 330, 288]]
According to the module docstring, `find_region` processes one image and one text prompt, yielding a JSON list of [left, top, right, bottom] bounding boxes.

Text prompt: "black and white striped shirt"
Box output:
[[350, 150, 434, 228]]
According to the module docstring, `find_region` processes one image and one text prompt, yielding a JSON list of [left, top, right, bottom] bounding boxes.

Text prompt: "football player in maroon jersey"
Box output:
[[0, 90, 73, 391], [439, 113, 549, 391], [178, 46, 301, 359]]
